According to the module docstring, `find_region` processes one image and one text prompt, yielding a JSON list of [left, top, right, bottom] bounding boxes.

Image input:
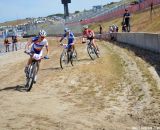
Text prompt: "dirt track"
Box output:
[[0, 38, 160, 130]]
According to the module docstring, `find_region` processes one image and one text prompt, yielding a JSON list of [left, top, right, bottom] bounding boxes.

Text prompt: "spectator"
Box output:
[[123, 9, 131, 32], [12, 35, 18, 51], [99, 24, 103, 34], [99, 24, 103, 40], [151, 2, 153, 12], [112, 24, 119, 32], [4, 37, 10, 52], [108, 25, 114, 33], [108, 25, 114, 40]]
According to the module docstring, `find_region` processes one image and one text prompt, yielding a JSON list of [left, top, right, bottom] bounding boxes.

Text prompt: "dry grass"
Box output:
[[0, 19, 28, 26], [90, 5, 160, 33]]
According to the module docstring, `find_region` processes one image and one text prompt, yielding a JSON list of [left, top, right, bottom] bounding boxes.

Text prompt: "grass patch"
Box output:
[[90, 5, 160, 33]]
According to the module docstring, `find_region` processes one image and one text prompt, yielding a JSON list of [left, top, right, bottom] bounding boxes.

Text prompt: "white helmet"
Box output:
[[39, 30, 47, 37], [83, 25, 88, 29], [64, 28, 70, 33]]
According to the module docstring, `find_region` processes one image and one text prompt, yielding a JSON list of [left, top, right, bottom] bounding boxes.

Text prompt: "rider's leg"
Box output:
[[25, 56, 33, 73], [32, 51, 43, 83], [34, 61, 40, 83], [27, 56, 33, 66], [92, 39, 99, 52], [72, 44, 75, 51]]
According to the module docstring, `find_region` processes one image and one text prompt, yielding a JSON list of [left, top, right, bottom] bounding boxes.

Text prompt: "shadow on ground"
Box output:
[[78, 58, 92, 62], [41, 67, 61, 71], [0, 85, 27, 92]]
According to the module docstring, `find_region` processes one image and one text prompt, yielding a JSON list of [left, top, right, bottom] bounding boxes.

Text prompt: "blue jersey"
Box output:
[[63, 32, 75, 45]]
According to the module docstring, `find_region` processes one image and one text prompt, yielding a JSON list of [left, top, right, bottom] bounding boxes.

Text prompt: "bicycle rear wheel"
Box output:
[[72, 49, 78, 61], [94, 47, 100, 58], [60, 50, 69, 69], [25, 62, 37, 91], [70, 49, 78, 66], [87, 45, 96, 60]]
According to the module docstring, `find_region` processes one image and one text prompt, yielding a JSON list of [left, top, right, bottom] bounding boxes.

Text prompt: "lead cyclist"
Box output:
[[24, 30, 49, 83]]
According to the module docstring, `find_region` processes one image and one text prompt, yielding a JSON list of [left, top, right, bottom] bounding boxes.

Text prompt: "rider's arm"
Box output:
[[45, 41, 49, 56], [59, 34, 66, 42], [82, 30, 87, 38], [91, 30, 95, 37], [59, 37, 64, 42], [45, 45, 49, 55], [25, 38, 32, 50]]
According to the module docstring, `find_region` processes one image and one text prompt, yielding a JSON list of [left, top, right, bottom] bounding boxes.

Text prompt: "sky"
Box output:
[[0, 0, 119, 23]]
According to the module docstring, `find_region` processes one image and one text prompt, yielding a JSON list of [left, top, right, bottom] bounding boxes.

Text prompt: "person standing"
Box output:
[[99, 25, 103, 34], [99, 25, 103, 40], [4, 37, 10, 52], [12, 35, 18, 51], [123, 9, 131, 32]]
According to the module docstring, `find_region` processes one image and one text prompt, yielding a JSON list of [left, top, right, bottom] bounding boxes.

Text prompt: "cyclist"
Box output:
[[24, 30, 49, 83], [82, 25, 99, 53], [59, 28, 75, 52]]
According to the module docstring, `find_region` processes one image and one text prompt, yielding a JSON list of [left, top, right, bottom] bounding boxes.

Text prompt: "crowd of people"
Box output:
[[3, 35, 18, 52], [96, 9, 131, 40], [98, 9, 131, 35]]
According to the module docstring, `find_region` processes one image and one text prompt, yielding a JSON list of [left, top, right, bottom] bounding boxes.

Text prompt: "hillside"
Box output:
[[0, 19, 28, 26], [90, 4, 160, 33]]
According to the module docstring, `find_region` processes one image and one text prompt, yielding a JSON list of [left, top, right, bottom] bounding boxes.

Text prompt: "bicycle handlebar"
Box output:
[[24, 51, 49, 60]]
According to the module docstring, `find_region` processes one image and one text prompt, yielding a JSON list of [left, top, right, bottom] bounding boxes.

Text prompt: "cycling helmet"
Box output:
[[39, 30, 47, 37], [83, 25, 88, 29], [64, 28, 70, 33]]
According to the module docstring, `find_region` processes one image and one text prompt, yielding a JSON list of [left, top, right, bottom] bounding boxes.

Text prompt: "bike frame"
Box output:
[[24, 52, 42, 91], [60, 44, 77, 69]]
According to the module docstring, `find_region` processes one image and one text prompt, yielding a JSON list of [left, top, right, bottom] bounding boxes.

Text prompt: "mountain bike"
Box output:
[[60, 44, 77, 69], [24, 51, 48, 92], [86, 40, 100, 60]]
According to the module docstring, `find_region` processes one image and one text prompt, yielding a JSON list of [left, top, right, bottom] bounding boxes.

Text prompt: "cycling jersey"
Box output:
[[31, 37, 48, 54], [63, 32, 75, 45], [83, 29, 95, 39]]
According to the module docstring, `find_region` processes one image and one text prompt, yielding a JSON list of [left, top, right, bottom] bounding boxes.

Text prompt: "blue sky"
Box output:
[[0, 0, 119, 23]]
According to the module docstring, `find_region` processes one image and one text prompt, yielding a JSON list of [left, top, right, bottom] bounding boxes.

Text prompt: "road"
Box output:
[[0, 38, 160, 130]]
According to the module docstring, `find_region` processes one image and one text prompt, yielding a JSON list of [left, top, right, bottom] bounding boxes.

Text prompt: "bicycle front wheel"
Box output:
[[25, 62, 37, 91], [87, 45, 96, 60], [70, 49, 78, 66], [60, 50, 69, 69]]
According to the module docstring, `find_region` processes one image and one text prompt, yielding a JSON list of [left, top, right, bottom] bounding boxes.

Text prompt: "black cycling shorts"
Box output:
[[87, 36, 94, 40]]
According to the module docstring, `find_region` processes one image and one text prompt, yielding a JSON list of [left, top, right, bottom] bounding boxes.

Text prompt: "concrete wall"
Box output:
[[98, 32, 160, 53]]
